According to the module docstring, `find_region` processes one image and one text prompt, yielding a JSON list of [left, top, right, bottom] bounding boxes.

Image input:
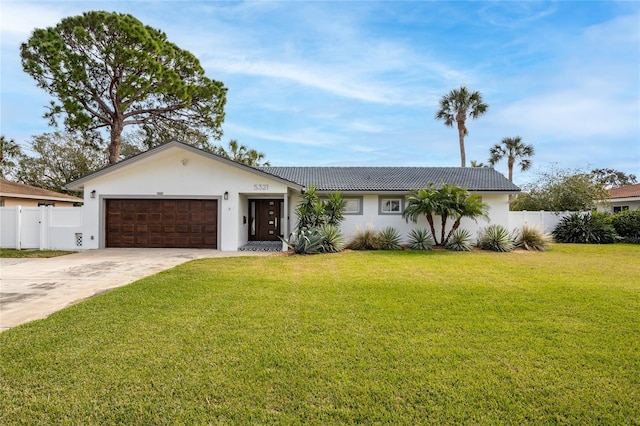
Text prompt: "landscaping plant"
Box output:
[[609, 209, 640, 243], [283, 186, 347, 254], [319, 224, 345, 253], [407, 228, 435, 250], [515, 225, 552, 251], [478, 224, 515, 252], [445, 228, 473, 251], [346, 225, 382, 250], [377, 227, 403, 250], [552, 212, 617, 244]]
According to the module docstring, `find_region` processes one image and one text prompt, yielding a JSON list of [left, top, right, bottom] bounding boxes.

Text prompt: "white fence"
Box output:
[[0, 206, 84, 250], [0, 206, 575, 251], [508, 211, 575, 234]]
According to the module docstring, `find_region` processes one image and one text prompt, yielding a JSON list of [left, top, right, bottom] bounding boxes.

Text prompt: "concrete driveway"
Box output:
[[0, 249, 271, 331]]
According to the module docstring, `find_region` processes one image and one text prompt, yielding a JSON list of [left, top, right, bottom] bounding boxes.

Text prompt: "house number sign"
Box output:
[[253, 184, 269, 190]]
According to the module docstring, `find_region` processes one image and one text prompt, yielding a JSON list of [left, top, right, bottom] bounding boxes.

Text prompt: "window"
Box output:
[[613, 206, 629, 213], [37, 201, 55, 207], [379, 197, 403, 214], [0, 199, 4, 207], [343, 197, 363, 215]]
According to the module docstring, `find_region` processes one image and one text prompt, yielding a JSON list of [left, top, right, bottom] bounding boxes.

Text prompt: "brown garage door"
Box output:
[[106, 199, 217, 248]]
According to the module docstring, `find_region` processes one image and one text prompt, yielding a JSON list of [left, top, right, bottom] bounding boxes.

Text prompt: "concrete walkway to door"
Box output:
[[0, 249, 272, 332]]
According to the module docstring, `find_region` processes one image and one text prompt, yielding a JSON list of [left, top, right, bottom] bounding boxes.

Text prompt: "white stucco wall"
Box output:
[[78, 146, 290, 251], [287, 192, 510, 245]]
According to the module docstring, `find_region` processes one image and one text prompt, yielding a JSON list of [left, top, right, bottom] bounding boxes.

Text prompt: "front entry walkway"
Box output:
[[0, 248, 272, 331], [239, 241, 283, 252]]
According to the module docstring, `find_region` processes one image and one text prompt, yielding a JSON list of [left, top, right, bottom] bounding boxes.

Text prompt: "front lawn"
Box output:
[[1, 245, 638, 424], [0, 248, 76, 258]]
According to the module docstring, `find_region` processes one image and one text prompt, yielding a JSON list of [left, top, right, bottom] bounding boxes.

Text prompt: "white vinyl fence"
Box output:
[[508, 211, 575, 234], [0, 206, 84, 250]]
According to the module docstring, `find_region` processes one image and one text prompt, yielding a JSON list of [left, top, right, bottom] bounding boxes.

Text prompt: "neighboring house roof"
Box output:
[[0, 179, 83, 203], [609, 184, 640, 200], [260, 166, 520, 192]]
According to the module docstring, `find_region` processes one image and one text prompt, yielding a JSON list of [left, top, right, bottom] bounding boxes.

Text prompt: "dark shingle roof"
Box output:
[[258, 167, 520, 192]]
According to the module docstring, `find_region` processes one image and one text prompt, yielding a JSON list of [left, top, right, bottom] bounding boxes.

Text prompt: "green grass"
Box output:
[[0, 248, 76, 258], [1, 245, 638, 424]]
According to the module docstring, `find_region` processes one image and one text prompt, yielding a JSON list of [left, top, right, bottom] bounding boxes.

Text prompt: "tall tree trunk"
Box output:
[[426, 214, 438, 245], [456, 114, 466, 167], [508, 156, 514, 182], [109, 119, 123, 164], [445, 218, 462, 244], [440, 215, 448, 246]]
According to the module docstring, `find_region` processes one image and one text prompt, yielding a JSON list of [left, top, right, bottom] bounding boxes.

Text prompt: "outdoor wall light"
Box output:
[[90, 190, 96, 199], [224, 191, 229, 200]]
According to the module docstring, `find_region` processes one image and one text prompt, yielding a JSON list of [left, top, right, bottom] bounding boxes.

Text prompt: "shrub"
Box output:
[[347, 225, 381, 250], [282, 227, 325, 254], [377, 227, 403, 250], [610, 209, 640, 243], [320, 224, 345, 253], [515, 225, 552, 251], [445, 229, 473, 252], [552, 212, 617, 244], [408, 228, 435, 250], [478, 225, 515, 252]]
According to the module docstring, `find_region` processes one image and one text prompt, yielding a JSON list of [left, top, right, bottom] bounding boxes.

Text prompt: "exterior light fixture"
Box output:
[[224, 191, 229, 200], [90, 190, 96, 199]]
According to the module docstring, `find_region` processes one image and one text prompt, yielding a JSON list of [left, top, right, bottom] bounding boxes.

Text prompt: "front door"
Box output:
[[249, 199, 282, 241]]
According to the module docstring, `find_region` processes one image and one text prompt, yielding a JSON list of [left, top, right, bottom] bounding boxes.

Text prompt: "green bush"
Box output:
[[378, 227, 403, 250], [445, 229, 473, 251], [610, 209, 640, 243], [478, 225, 515, 252], [552, 212, 617, 244], [515, 225, 552, 251], [407, 228, 435, 250], [347, 225, 382, 250]]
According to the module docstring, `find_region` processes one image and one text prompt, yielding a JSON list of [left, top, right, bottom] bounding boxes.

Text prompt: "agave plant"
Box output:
[[378, 227, 403, 250], [478, 225, 515, 252], [407, 228, 434, 250], [281, 227, 325, 254], [515, 225, 552, 251], [445, 228, 473, 251]]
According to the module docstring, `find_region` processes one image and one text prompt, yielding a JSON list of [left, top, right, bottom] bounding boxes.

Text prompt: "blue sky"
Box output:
[[1, 0, 639, 185]]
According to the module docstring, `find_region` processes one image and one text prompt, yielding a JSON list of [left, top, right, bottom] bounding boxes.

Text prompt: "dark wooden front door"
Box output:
[[106, 199, 217, 248], [250, 199, 282, 241]]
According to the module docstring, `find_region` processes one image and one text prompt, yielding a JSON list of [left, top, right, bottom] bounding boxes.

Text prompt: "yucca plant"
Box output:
[[320, 224, 345, 253], [346, 225, 381, 250], [516, 225, 552, 251], [378, 227, 403, 250], [478, 225, 515, 252], [445, 228, 473, 251], [407, 228, 435, 250], [552, 212, 617, 244]]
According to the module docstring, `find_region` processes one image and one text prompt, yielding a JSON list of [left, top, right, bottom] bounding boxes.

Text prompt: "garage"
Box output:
[[105, 199, 217, 248]]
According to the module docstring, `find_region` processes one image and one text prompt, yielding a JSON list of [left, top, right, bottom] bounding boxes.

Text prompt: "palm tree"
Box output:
[[0, 136, 23, 178], [488, 136, 534, 182], [215, 139, 270, 166], [435, 87, 488, 167], [444, 192, 489, 244], [402, 185, 440, 244]]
